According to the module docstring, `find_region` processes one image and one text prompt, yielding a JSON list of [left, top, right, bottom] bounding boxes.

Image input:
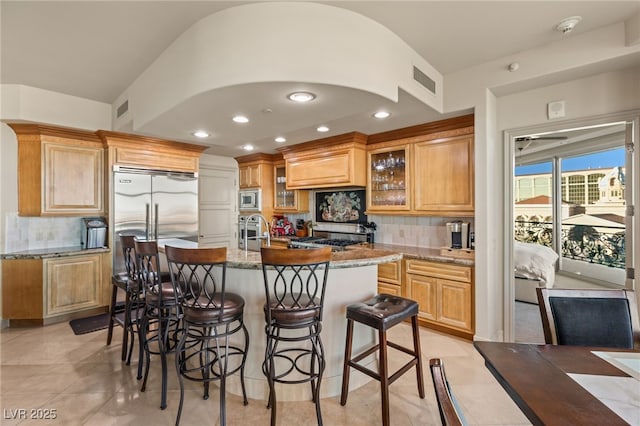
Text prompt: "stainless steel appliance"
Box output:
[[288, 222, 375, 251], [81, 217, 108, 249], [238, 214, 269, 251], [113, 166, 198, 274], [446, 221, 470, 249], [239, 189, 261, 211]]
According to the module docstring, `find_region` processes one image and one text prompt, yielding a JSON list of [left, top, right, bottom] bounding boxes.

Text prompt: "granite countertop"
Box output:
[[1, 240, 475, 267], [0, 246, 110, 260]]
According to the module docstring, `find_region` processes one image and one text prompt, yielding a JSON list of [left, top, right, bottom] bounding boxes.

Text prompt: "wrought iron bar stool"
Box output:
[[107, 235, 144, 365], [260, 246, 332, 426], [340, 294, 425, 426], [165, 245, 249, 426], [135, 239, 181, 410]]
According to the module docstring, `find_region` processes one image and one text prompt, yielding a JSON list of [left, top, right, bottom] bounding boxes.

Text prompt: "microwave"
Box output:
[[239, 189, 261, 211]]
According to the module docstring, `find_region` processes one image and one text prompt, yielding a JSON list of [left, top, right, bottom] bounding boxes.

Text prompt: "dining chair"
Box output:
[[536, 287, 640, 349], [107, 235, 144, 365], [260, 246, 332, 426], [429, 358, 467, 426], [165, 245, 249, 426], [135, 239, 182, 410]]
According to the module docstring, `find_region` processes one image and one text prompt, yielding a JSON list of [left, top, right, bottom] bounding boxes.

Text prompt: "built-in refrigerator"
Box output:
[[112, 167, 198, 274]]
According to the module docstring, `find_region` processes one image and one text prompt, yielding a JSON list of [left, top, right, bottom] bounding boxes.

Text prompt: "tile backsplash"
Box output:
[[4, 213, 83, 253], [368, 215, 475, 248]]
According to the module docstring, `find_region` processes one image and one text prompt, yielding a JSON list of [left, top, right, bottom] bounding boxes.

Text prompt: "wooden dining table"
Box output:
[[474, 341, 637, 426]]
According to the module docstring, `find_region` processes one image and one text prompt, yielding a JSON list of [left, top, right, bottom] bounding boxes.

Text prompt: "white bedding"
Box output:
[[513, 241, 558, 287]]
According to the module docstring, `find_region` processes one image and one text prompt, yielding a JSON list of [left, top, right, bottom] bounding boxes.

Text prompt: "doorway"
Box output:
[[504, 111, 639, 342]]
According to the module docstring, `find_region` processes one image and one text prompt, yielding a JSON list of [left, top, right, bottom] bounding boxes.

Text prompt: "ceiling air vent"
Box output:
[[116, 100, 129, 118], [413, 66, 436, 94]]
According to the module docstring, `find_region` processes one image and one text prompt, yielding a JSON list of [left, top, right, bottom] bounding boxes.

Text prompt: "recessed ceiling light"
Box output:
[[243, 144, 254, 151], [233, 115, 249, 123], [287, 92, 316, 103], [191, 130, 210, 138], [275, 136, 286, 143], [373, 111, 391, 119], [316, 125, 329, 132]]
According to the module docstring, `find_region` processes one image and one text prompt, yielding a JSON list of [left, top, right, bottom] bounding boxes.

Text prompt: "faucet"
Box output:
[[244, 214, 271, 251]]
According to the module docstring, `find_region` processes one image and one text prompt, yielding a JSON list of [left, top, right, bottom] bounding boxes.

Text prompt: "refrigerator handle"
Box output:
[[154, 203, 159, 240], [145, 204, 150, 240]]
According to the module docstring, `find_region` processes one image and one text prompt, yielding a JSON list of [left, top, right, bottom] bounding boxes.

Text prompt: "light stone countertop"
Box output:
[[1, 240, 474, 267]]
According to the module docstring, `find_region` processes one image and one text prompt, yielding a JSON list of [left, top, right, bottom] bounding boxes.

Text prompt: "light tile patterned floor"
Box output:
[[0, 321, 530, 425]]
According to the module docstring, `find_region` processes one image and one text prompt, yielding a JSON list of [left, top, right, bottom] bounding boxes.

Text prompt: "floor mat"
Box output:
[[69, 310, 126, 335]]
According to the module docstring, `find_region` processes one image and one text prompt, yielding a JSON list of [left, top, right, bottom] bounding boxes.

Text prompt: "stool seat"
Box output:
[[341, 293, 424, 426], [347, 295, 418, 331]]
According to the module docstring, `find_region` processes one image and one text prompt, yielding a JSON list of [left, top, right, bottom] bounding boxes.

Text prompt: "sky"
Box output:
[[515, 147, 625, 175]]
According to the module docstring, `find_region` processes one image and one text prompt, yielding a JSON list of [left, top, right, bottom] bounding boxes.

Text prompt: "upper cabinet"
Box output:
[[279, 132, 367, 189], [366, 115, 474, 216], [8, 123, 105, 217], [413, 134, 474, 215], [273, 160, 309, 213], [239, 163, 262, 188], [97, 130, 206, 173], [367, 144, 412, 212]]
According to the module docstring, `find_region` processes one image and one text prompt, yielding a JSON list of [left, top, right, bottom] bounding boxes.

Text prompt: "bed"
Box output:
[[514, 241, 559, 304]]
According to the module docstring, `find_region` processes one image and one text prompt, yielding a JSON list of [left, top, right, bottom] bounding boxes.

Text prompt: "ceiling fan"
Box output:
[[515, 135, 568, 152]]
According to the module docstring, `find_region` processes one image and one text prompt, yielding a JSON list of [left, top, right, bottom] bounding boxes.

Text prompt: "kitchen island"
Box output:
[[158, 240, 402, 401]]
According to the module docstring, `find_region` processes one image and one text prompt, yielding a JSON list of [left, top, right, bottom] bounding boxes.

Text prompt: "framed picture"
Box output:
[[315, 190, 367, 224]]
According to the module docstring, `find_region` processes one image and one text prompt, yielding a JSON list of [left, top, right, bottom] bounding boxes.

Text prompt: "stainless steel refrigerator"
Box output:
[[112, 167, 198, 274]]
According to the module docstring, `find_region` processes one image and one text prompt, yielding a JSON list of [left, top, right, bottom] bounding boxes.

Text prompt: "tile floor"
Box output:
[[0, 321, 530, 425]]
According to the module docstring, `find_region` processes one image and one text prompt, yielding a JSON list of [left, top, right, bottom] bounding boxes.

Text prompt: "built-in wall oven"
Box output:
[[238, 215, 262, 251]]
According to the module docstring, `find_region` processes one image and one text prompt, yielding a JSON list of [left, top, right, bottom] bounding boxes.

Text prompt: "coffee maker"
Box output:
[[446, 221, 470, 249], [81, 217, 108, 249]]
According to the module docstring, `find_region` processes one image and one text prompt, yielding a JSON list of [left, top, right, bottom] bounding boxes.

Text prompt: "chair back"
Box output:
[[260, 247, 332, 325], [429, 358, 466, 426], [134, 240, 178, 306], [164, 245, 228, 321], [536, 287, 640, 349], [120, 235, 138, 281]]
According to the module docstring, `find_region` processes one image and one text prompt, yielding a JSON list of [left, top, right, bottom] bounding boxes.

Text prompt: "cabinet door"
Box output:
[[437, 279, 473, 332], [43, 142, 104, 215], [199, 166, 237, 248], [239, 164, 261, 188], [413, 135, 474, 215], [407, 274, 437, 321], [368, 145, 411, 211], [286, 147, 366, 189], [273, 163, 309, 212], [44, 254, 103, 317]]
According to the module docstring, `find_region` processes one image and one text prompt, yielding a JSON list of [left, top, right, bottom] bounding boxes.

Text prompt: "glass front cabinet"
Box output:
[[367, 145, 411, 212], [273, 161, 309, 213]]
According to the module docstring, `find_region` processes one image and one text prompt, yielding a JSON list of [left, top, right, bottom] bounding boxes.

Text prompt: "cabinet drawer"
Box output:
[[378, 282, 402, 298], [378, 260, 401, 285], [405, 259, 471, 283]]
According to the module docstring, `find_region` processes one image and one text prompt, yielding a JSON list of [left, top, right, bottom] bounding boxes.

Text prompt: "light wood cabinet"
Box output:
[[377, 259, 403, 297], [273, 161, 309, 213], [413, 134, 474, 215], [8, 123, 105, 216], [44, 254, 105, 317], [239, 163, 262, 188], [365, 115, 474, 216], [279, 132, 367, 189], [97, 130, 206, 173], [367, 145, 411, 212], [405, 258, 474, 339], [1, 251, 111, 325]]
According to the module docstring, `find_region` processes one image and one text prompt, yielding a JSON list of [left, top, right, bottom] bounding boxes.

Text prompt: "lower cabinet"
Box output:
[[405, 258, 474, 339], [1, 251, 111, 325], [377, 259, 403, 296]]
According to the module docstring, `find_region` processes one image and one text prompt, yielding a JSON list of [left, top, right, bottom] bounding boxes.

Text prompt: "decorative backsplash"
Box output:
[[3, 213, 82, 253]]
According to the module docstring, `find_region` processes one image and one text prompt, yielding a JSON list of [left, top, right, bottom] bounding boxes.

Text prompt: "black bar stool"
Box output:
[[340, 294, 425, 426], [260, 246, 332, 426], [107, 235, 143, 365]]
